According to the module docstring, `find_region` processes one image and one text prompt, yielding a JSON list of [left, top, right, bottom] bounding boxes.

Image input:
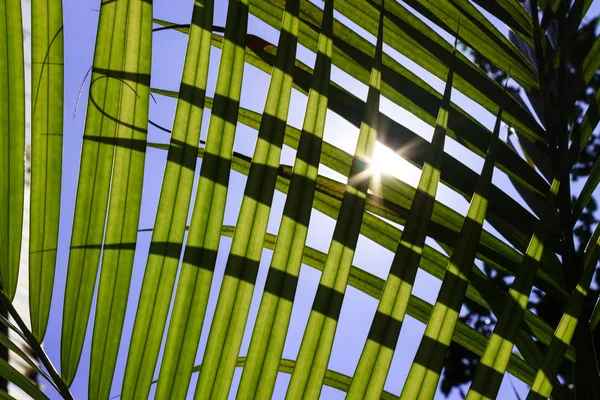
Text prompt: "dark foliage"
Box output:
[[440, 4, 600, 397]]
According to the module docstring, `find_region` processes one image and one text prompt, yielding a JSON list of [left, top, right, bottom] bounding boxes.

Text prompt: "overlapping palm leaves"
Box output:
[[1, 0, 600, 399]]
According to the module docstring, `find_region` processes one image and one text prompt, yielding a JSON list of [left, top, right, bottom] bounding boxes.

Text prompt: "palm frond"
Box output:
[[3, 0, 600, 398], [29, 0, 63, 341], [0, 0, 25, 302]]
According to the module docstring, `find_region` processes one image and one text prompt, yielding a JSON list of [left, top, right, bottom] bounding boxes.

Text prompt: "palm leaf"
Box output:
[[546, 0, 595, 74], [121, 0, 234, 398], [286, 3, 385, 398], [235, 24, 563, 260], [0, 330, 51, 385], [577, 86, 600, 151], [153, 19, 560, 262], [29, 0, 63, 341], [154, 356, 399, 399], [0, 291, 72, 398], [87, 2, 153, 398], [466, 158, 572, 399], [236, 1, 334, 397], [243, 2, 551, 200], [396, 0, 536, 87], [345, 30, 456, 399], [527, 221, 600, 399], [470, 0, 533, 43], [194, 0, 300, 397], [0, 0, 25, 302], [0, 358, 47, 400], [147, 143, 572, 375], [164, 24, 567, 286], [573, 155, 600, 221], [148, 1, 215, 398], [152, 17, 547, 206], [146, 137, 571, 361], [138, 222, 539, 385], [400, 97, 504, 399], [59, 0, 153, 386], [148, 140, 571, 364], [325, 0, 543, 142], [583, 31, 600, 84], [152, 89, 569, 306], [4, 1, 600, 399]]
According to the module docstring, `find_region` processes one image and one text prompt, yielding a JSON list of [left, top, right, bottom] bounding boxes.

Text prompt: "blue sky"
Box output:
[[34, 0, 600, 399]]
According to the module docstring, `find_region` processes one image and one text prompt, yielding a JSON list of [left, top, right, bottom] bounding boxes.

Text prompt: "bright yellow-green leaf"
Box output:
[[287, 3, 385, 398], [237, 1, 334, 397], [466, 157, 572, 399], [120, 1, 219, 399], [194, 1, 300, 397], [29, 0, 63, 342], [0, 0, 25, 302], [400, 103, 504, 400], [346, 33, 456, 400], [61, 0, 152, 387], [148, 1, 215, 397]]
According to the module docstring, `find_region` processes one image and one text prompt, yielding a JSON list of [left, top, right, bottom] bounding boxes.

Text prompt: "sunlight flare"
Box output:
[[365, 141, 420, 192]]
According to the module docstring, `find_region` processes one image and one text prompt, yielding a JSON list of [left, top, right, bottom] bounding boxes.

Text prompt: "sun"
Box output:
[[368, 141, 420, 187], [351, 141, 421, 193], [370, 141, 398, 175]]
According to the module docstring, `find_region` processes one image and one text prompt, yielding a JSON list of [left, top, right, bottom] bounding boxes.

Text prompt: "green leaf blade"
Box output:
[[151, 88, 570, 362], [470, 0, 533, 44], [87, 1, 153, 398], [347, 41, 455, 400], [466, 174, 564, 400], [156, 16, 559, 261], [193, 1, 300, 397], [0, 0, 25, 302], [0, 357, 48, 400], [286, 3, 385, 398], [29, 0, 64, 342], [236, 1, 334, 398], [583, 32, 600, 85], [60, 0, 144, 384], [401, 107, 504, 399], [161, 0, 249, 396], [331, 0, 544, 145], [573, 155, 600, 221], [119, 2, 219, 399], [248, 0, 550, 205], [527, 222, 600, 399], [150, 2, 215, 398], [156, 87, 558, 292], [402, 0, 537, 90]]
